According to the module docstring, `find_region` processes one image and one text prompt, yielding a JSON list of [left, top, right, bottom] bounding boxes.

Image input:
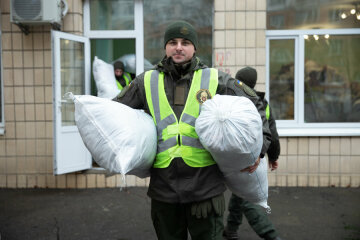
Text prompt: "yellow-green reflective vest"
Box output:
[[265, 104, 270, 120], [116, 72, 132, 90], [144, 68, 218, 168]]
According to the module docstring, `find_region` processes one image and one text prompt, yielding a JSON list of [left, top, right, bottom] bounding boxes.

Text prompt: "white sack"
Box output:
[[92, 56, 120, 99], [68, 93, 157, 178], [195, 95, 269, 209]]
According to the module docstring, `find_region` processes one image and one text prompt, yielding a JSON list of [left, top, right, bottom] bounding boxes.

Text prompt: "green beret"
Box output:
[[235, 67, 257, 89], [164, 20, 198, 49]]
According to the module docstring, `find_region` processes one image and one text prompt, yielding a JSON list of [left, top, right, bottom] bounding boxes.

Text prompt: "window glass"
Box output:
[[90, 0, 134, 30], [269, 39, 295, 120], [267, 0, 360, 30], [304, 34, 360, 122], [143, 0, 213, 66], [90, 39, 135, 95], [60, 39, 85, 126]]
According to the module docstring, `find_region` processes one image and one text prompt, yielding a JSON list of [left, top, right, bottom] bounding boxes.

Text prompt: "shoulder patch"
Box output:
[[234, 80, 257, 97]]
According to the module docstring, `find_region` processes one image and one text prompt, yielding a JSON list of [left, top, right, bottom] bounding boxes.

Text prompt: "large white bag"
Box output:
[[195, 95, 269, 209], [92, 56, 120, 99], [67, 93, 157, 178]]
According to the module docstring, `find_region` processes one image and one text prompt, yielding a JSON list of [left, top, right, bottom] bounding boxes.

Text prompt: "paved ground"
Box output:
[[0, 187, 359, 240]]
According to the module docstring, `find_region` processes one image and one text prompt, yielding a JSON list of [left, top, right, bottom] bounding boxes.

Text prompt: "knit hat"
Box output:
[[164, 20, 198, 49], [113, 61, 125, 71], [235, 67, 257, 89]]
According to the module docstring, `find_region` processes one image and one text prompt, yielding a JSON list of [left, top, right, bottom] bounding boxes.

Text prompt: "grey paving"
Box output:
[[0, 187, 359, 240]]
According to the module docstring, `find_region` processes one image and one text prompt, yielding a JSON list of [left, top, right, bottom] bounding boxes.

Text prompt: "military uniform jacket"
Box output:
[[114, 56, 271, 203], [257, 91, 281, 162]]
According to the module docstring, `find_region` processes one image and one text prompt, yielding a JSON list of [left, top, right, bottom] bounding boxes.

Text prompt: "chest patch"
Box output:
[[196, 89, 212, 104]]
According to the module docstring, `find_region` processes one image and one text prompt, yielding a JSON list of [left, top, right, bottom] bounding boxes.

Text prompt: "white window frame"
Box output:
[[266, 28, 360, 136], [83, 0, 144, 76]]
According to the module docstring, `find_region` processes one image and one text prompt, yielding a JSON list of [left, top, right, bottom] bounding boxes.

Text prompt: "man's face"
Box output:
[[115, 69, 123, 77], [165, 38, 195, 64]]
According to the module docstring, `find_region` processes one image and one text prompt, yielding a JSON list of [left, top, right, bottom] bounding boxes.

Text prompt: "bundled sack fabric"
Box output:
[[195, 94, 269, 209], [67, 93, 157, 178], [92, 56, 120, 99]]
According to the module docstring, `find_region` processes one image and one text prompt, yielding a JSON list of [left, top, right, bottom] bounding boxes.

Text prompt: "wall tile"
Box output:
[[256, 30, 266, 48], [319, 176, 329, 187], [256, 12, 266, 29], [214, 0, 225, 11], [287, 175, 297, 186], [13, 51, 23, 68], [15, 122, 26, 138], [319, 138, 330, 155], [287, 138, 298, 155], [308, 176, 319, 187], [235, 30, 246, 48], [235, 12, 246, 29], [298, 137, 309, 155], [340, 137, 351, 155], [5, 122, 15, 138], [1, 14, 11, 31], [2, 33, 12, 50], [3, 51, 13, 68], [235, 48, 246, 65], [256, 48, 266, 65], [67, 174, 76, 188], [225, 30, 236, 48], [25, 104, 35, 121], [34, 51, 44, 67], [235, 0, 246, 10], [297, 155, 308, 173], [245, 30, 256, 48], [46, 175, 56, 188], [23, 34, 33, 50], [56, 175, 66, 188], [4, 105, 15, 121], [126, 175, 136, 187], [215, 12, 225, 30], [340, 176, 351, 187], [37, 175, 47, 188], [257, 0, 267, 10], [3, 69, 13, 86], [96, 174, 106, 188], [33, 33, 44, 50], [287, 155, 297, 173], [214, 31, 225, 48], [7, 175, 17, 188], [6, 156, 16, 173], [225, 12, 236, 29], [245, 12, 256, 29], [106, 175, 116, 187], [309, 137, 319, 155], [297, 175, 308, 187], [246, 0, 256, 10], [308, 156, 319, 173], [23, 51, 34, 68], [14, 87, 25, 104], [0, 175, 6, 187], [319, 156, 329, 173], [330, 138, 340, 155], [17, 175, 27, 188], [35, 104, 45, 121], [77, 174, 87, 188], [34, 69, 44, 86], [351, 137, 360, 155], [63, 14, 74, 32], [24, 69, 34, 86], [245, 48, 255, 65], [12, 33, 23, 50]]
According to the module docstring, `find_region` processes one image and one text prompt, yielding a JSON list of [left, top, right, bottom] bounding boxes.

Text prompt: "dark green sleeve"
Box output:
[[112, 72, 149, 112]]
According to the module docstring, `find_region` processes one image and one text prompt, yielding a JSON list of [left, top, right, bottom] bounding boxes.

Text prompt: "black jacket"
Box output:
[[114, 56, 271, 203], [257, 91, 280, 162]]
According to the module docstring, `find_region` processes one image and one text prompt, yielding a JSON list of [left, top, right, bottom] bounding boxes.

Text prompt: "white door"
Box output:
[[52, 30, 92, 175]]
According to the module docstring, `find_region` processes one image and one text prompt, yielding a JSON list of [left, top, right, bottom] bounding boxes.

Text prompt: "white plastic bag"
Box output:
[[67, 93, 157, 178], [92, 56, 120, 99], [195, 95, 269, 209]]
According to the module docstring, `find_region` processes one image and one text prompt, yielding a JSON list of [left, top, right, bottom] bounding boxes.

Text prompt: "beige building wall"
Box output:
[[0, 0, 359, 188]]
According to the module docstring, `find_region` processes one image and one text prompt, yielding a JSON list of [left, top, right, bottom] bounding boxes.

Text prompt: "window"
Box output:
[[143, 0, 213, 66], [267, 0, 360, 136]]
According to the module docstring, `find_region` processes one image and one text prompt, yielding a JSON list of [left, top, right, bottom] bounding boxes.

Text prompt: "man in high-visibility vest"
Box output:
[[114, 21, 271, 240], [113, 60, 132, 90], [223, 67, 282, 240]]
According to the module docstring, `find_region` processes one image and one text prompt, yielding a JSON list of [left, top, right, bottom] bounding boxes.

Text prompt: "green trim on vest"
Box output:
[[265, 104, 270, 120], [116, 72, 132, 90], [144, 68, 218, 168]]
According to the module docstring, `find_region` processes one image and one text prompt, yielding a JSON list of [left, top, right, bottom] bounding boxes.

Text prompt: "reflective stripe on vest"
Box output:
[[144, 68, 218, 168], [117, 72, 132, 90], [265, 104, 270, 120]]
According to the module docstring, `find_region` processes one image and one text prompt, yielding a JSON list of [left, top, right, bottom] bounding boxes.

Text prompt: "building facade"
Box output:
[[0, 0, 359, 188]]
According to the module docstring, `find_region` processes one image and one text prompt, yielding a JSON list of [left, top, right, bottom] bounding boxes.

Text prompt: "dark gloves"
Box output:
[[191, 193, 225, 219]]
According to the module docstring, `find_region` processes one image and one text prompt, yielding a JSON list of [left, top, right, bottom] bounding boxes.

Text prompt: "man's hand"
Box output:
[[268, 160, 278, 171], [241, 157, 261, 173]]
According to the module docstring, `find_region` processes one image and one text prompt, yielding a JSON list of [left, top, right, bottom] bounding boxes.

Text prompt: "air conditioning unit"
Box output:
[[10, 0, 67, 26]]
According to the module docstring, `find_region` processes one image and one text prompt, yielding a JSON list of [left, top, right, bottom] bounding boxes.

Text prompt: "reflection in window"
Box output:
[[90, 39, 136, 95], [143, 0, 213, 66], [304, 35, 360, 122], [60, 39, 85, 126], [267, 0, 360, 29], [269, 39, 295, 120], [90, 0, 134, 30]]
